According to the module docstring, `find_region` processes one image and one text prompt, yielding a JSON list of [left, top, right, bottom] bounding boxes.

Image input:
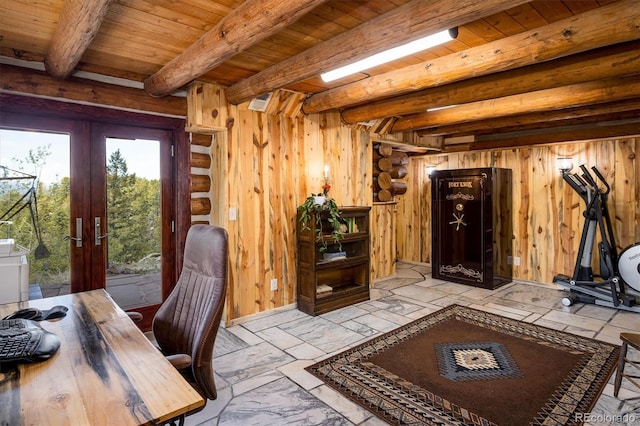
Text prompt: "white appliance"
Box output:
[[0, 239, 29, 304]]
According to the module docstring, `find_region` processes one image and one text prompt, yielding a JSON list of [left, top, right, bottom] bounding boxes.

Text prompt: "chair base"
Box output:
[[614, 333, 640, 397]]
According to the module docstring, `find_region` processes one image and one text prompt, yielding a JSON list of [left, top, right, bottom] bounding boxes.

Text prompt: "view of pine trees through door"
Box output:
[[0, 127, 164, 310], [104, 135, 162, 310]]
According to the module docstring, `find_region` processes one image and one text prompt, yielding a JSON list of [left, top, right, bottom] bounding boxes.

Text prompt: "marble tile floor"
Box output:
[[187, 263, 640, 426]]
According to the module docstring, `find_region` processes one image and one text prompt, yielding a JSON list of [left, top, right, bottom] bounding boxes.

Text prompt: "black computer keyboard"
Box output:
[[0, 319, 59, 363]]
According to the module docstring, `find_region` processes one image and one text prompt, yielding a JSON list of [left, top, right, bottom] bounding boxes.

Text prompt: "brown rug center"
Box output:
[[306, 304, 619, 425], [368, 318, 584, 424]]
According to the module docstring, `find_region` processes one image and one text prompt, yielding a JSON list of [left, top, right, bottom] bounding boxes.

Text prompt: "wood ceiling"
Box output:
[[1, 0, 639, 151]]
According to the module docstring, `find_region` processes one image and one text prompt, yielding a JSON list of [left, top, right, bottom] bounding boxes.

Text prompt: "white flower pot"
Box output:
[[313, 196, 326, 205]]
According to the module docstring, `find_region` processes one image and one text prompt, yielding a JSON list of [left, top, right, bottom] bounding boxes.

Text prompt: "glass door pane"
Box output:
[[104, 138, 162, 310], [0, 129, 71, 300]]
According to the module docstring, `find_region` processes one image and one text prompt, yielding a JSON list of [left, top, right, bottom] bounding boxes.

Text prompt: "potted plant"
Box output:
[[297, 184, 344, 251]]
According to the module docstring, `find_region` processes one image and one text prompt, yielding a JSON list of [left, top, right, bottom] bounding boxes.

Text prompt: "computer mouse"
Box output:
[[31, 329, 61, 361], [39, 306, 68, 320]]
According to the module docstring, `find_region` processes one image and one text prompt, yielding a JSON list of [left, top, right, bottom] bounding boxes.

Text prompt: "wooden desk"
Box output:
[[0, 289, 204, 425]]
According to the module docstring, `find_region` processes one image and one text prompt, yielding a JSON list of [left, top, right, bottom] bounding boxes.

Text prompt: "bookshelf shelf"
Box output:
[[296, 206, 371, 316]]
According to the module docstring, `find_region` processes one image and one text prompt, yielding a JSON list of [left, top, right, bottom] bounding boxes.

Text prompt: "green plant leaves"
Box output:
[[297, 194, 345, 252]]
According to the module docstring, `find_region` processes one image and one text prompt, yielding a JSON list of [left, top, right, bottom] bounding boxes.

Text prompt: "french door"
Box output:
[[72, 123, 173, 311], [0, 95, 189, 324]]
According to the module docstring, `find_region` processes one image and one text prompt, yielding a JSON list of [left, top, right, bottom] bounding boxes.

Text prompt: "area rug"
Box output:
[[306, 304, 619, 425]]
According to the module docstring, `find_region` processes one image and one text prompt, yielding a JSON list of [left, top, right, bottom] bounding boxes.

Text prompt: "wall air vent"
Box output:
[[248, 92, 273, 112]]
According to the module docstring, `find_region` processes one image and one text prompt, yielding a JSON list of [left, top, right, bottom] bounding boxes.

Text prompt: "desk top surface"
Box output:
[[0, 289, 204, 425]]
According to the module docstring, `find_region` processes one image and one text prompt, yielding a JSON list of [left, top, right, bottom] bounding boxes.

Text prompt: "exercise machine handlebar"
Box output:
[[563, 172, 588, 197], [590, 166, 610, 195], [579, 164, 599, 190]]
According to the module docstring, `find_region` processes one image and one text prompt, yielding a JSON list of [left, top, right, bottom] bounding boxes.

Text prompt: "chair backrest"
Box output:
[[152, 225, 228, 400]]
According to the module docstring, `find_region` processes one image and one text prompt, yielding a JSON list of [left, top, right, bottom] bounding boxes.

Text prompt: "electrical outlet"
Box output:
[[507, 256, 513, 265], [229, 207, 237, 221], [514, 257, 521, 266], [270, 278, 278, 291]]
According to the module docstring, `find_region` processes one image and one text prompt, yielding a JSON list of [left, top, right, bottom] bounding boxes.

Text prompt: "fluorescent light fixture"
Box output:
[[426, 104, 458, 112], [321, 28, 457, 83]]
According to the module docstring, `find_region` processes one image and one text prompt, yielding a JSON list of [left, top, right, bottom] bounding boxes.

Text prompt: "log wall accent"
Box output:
[[397, 137, 640, 284], [372, 143, 410, 202], [191, 174, 211, 193], [189, 87, 372, 322], [191, 132, 213, 147], [190, 133, 214, 223], [191, 197, 211, 216], [191, 152, 211, 169]]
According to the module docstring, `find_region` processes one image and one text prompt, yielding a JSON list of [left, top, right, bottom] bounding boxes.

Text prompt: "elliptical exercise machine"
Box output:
[[553, 165, 640, 312]]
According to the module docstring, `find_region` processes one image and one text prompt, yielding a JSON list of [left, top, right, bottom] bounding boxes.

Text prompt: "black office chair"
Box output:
[[132, 225, 228, 423]]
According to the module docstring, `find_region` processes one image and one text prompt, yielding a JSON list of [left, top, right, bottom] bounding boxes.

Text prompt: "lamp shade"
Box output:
[[557, 157, 573, 173]]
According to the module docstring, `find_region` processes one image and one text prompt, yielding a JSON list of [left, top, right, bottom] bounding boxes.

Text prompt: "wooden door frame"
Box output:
[[0, 94, 191, 327]]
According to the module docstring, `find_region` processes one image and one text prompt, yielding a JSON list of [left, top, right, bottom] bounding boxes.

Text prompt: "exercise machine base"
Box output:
[[554, 274, 640, 313]]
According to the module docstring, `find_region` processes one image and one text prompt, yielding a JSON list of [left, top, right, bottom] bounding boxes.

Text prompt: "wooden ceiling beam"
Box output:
[[144, 0, 328, 97], [44, 0, 115, 79], [342, 41, 640, 124], [304, 0, 640, 114], [392, 74, 640, 132], [0, 64, 186, 117], [224, 0, 530, 105], [416, 99, 640, 137], [472, 110, 640, 138], [439, 121, 640, 154]]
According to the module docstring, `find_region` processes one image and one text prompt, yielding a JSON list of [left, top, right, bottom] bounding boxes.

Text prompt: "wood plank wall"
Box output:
[[397, 137, 640, 284], [188, 83, 638, 321], [371, 203, 397, 279], [192, 97, 372, 321]]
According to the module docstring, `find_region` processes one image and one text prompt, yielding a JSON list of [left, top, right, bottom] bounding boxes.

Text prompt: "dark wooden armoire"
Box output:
[[431, 167, 513, 289]]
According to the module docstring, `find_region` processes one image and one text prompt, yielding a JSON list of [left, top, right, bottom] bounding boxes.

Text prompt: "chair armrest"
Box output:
[[166, 353, 192, 370], [126, 312, 143, 322]]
